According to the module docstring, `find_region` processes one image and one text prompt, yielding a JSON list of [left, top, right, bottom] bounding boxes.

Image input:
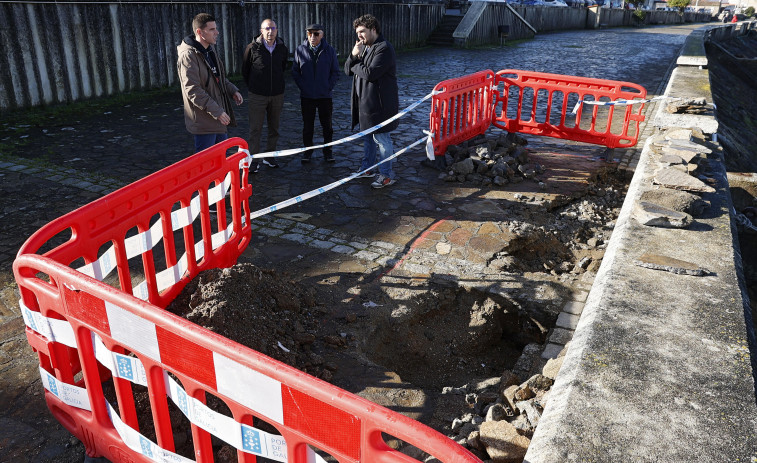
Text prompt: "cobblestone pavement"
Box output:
[[0, 23, 701, 462]]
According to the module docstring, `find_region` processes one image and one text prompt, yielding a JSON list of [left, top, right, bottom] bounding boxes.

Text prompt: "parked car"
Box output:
[[544, 0, 569, 6]]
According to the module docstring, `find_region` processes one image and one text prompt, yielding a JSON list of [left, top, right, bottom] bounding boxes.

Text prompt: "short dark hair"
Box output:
[[353, 14, 380, 35], [192, 13, 215, 32]]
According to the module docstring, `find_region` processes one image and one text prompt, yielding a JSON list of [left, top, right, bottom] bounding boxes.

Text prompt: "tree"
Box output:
[[667, 0, 690, 13], [745, 6, 755, 17]]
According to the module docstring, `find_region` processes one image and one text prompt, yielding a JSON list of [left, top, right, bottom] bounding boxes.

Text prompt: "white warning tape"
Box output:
[[250, 136, 428, 220], [243, 90, 439, 161], [24, 308, 324, 463], [571, 96, 682, 114]]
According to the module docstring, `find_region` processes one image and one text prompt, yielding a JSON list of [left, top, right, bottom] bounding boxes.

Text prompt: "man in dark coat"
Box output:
[[292, 23, 340, 164], [242, 18, 288, 170], [344, 14, 400, 189]]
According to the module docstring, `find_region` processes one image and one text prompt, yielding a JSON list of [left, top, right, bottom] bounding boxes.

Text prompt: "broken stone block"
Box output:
[[451, 158, 475, 175], [662, 144, 706, 163], [542, 356, 564, 380], [633, 253, 709, 276], [639, 188, 709, 216], [634, 201, 693, 228], [660, 154, 686, 166], [653, 167, 715, 193], [515, 400, 543, 428], [479, 420, 531, 463]]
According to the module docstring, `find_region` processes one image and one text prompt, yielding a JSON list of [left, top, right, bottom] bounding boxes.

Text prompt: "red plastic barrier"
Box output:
[[429, 70, 495, 157], [428, 69, 647, 156], [14, 138, 481, 463], [492, 69, 647, 148]]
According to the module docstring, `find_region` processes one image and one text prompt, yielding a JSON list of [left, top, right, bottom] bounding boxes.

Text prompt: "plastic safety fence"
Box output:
[[428, 69, 647, 156], [492, 69, 647, 149], [429, 70, 496, 158], [13, 138, 481, 463]]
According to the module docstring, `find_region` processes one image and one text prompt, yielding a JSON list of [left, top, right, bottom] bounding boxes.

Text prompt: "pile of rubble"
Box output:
[[420, 343, 568, 463], [433, 133, 546, 187]]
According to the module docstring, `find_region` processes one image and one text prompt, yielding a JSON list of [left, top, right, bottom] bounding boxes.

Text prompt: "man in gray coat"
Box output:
[[177, 13, 243, 153], [344, 14, 400, 189]]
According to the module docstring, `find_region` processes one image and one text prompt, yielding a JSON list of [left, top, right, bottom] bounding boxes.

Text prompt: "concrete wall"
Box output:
[[0, 1, 445, 111], [455, 4, 713, 47]]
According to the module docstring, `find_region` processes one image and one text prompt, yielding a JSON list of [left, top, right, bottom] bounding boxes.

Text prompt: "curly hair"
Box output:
[[353, 14, 381, 35]]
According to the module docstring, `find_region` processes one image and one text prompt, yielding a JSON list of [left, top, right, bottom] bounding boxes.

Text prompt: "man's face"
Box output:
[[198, 21, 219, 45], [307, 29, 323, 48], [355, 26, 378, 46], [261, 20, 277, 45]]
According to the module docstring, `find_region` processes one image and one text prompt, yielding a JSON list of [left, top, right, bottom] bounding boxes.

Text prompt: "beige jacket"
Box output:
[[177, 36, 239, 134]]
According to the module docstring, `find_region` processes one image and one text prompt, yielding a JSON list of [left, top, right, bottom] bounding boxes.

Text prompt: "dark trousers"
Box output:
[[301, 97, 333, 158]]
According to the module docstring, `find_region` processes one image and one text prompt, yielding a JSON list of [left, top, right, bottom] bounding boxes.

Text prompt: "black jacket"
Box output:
[[344, 35, 399, 133], [242, 35, 288, 96]]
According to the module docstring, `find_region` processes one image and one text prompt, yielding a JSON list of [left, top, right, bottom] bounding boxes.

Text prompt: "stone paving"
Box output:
[[0, 23, 703, 462]]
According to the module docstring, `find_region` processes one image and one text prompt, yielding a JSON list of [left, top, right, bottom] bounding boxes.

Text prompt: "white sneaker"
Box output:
[[371, 174, 396, 189]]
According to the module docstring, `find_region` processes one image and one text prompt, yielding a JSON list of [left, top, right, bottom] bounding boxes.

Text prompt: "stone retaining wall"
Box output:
[[524, 22, 757, 462]]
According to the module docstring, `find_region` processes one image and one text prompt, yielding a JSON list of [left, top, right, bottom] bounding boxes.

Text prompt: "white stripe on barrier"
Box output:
[[207, 173, 232, 206], [105, 301, 161, 362], [93, 333, 149, 387], [214, 352, 285, 425], [250, 136, 429, 221], [571, 96, 681, 114], [78, 246, 117, 281], [125, 218, 165, 260], [171, 196, 202, 231], [106, 401, 196, 463], [20, 299, 77, 348], [39, 366, 92, 411]]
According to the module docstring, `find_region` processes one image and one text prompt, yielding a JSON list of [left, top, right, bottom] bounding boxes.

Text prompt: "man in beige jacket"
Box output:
[[177, 13, 243, 153]]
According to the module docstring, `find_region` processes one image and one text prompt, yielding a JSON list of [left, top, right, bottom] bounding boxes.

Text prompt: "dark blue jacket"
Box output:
[[292, 39, 340, 99]]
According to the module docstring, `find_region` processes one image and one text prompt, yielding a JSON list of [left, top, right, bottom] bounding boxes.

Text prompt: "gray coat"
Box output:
[[344, 35, 399, 133]]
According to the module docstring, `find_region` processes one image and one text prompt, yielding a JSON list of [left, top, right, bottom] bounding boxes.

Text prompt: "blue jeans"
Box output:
[[194, 133, 228, 153], [361, 132, 394, 178]]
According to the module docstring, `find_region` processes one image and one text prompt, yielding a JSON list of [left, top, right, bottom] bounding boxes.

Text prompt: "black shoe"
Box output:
[[324, 153, 335, 163], [262, 159, 279, 168]]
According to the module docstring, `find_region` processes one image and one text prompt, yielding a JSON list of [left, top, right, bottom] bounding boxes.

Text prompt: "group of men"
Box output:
[[177, 13, 400, 189]]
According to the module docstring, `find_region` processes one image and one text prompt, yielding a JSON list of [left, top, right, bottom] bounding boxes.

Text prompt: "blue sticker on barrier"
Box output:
[[116, 356, 134, 381], [176, 388, 189, 416], [140, 435, 154, 458], [47, 373, 58, 397], [242, 426, 262, 454]]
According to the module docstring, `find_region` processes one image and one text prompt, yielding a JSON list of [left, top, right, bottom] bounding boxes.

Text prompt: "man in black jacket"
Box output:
[[344, 14, 400, 189], [242, 18, 288, 170], [292, 23, 340, 164]]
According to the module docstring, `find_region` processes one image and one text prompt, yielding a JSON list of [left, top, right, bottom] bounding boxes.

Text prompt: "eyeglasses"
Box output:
[[262, 26, 277, 31], [307, 31, 321, 36]]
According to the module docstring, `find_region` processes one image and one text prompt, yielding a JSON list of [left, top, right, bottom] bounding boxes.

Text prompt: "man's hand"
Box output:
[[233, 91, 243, 105], [218, 112, 231, 125], [351, 40, 365, 59]]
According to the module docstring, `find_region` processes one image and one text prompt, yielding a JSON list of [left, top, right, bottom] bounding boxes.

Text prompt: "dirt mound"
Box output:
[[166, 264, 333, 380]]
